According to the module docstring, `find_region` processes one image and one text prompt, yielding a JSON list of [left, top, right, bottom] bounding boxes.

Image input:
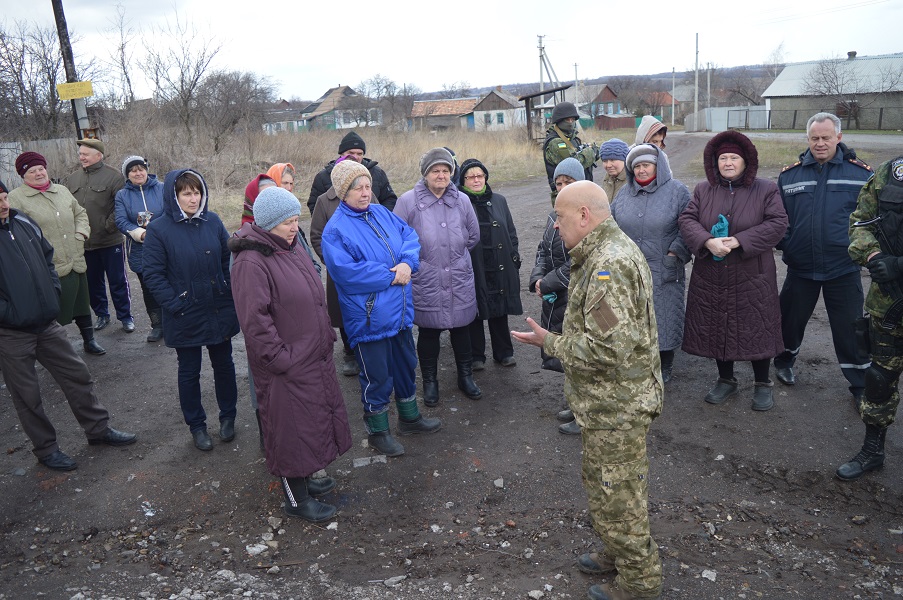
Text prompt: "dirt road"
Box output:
[[1, 134, 902, 599]]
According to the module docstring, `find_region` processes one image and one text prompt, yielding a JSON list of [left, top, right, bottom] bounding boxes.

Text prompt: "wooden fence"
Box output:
[[0, 138, 80, 188]]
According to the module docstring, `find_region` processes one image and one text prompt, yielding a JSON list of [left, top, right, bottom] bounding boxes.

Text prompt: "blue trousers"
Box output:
[[85, 244, 132, 321], [175, 339, 238, 432], [355, 329, 417, 414]]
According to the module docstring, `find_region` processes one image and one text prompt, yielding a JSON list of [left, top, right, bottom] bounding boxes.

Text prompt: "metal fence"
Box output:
[[729, 107, 903, 131]]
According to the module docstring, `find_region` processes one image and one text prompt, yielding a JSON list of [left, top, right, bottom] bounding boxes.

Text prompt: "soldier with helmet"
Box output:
[[837, 155, 903, 481], [543, 101, 596, 204]]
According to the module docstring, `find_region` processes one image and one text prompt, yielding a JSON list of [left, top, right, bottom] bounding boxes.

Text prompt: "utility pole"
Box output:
[[51, 0, 91, 139], [694, 33, 699, 132], [671, 67, 675, 126], [574, 63, 579, 107], [538, 35, 545, 94]]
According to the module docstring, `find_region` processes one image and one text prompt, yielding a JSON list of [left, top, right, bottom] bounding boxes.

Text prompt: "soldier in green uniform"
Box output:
[[837, 156, 903, 481], [513, 180, 663, 600], [544, 101, 596, 205]]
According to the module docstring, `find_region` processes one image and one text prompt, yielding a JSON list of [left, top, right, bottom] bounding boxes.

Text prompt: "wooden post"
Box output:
[[51, 0, 88, 139]]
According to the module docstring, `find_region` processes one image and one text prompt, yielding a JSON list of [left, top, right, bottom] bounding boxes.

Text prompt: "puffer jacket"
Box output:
[[142, 168, 240, 348], [394, 180, 480, 329], [64, 161, 125, 250], [0, 209, 60, 332], [321, 201, 420, 348], [115, 174, 164, 273]]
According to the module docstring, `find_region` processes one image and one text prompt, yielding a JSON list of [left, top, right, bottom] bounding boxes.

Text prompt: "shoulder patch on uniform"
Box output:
[[893, 158, 903, 182], [781, 161, 801, 173], [848, 157, 872, 171], [557, 143, 567, 149], [596, 270, 611, 281], [589, 296, 619, 335]]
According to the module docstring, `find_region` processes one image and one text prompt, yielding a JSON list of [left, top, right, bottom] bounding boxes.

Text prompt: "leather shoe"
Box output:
[[558, 419, 582, 435], [219, 418, 235, 442], [39, 449, 77, 471], [342, 357, 359, 377], [577, 551, 616, 575], [704, 378, 739, 405], [95, 315, 111, 331], [307, 476, 337, 497], [498, 356, 516, 367], [557, 408, 574, 422], [88, 427, 137, 446], [121, 318, 136, 333], [192, 429, 213, 451], [775, 366, 796, 386], [83, 339, 106, 355]]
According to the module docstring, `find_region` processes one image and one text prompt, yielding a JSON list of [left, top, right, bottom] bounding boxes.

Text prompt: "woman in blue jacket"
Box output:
[[115, 156, 165, 342], [143, 169, 240, 451], [321, 160, 440, 458]]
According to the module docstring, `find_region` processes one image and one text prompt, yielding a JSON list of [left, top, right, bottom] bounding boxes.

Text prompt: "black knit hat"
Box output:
[[338, 131, 366, 154], [459, 158, 489, 183]]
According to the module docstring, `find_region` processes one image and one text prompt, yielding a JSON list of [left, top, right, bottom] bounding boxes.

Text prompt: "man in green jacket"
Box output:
[[65, 139, 133, 332], [513, 181, 663, 600]]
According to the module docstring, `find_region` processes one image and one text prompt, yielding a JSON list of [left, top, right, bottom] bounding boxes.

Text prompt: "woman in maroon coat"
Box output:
[[679, 130, 788, 411], [230, 187, 352, 523]]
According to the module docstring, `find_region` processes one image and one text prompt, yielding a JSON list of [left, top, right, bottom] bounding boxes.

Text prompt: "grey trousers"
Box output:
[[0, 323, 109, 458]]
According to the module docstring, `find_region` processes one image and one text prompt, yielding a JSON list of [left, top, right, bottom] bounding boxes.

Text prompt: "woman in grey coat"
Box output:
[[611, 144, 691, 382]]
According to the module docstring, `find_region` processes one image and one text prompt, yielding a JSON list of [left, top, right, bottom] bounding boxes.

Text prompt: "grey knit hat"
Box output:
[[331, 159, 372, 200], [121, 155, 148, 178], [552, 157, 586, 183], [626, 144, 660, 171], [253, 186, 301, 231], [599, 139, 629, 162], [419, 147, 455, 177]]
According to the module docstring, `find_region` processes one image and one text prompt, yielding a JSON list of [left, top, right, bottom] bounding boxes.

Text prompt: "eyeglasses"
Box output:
[[464, 174, 485, 181]]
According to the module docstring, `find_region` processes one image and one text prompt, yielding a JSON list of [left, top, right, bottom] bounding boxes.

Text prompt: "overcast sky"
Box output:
[[6, 0, 901, 101]]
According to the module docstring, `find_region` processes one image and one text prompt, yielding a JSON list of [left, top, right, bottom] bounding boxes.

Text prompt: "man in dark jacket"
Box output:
[[65, 139, 133, 333], [306, 131, 397, 215], [0, 184, 136, 472], [774, 113, 873, 403]]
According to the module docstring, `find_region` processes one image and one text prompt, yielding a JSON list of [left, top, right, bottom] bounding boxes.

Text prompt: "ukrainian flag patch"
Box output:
[[597, 271, 611, 281]]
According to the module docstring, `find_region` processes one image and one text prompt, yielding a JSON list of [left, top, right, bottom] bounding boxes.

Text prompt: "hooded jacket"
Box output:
[[241, 174, 274, 225], [321, 202, 420, 348], [115, 174, 164, 273], [0, 209, 60, 332], [64, 160, 125, 250], [634, 116, 667, 148], [142, 169, 240, 348], [230, 223, 352, 478], [307, 157, 396, 215], [679, 131, 787, 361]]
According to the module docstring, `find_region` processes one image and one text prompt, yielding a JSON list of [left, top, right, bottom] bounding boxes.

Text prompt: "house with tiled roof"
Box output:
[[410, 97, 479, 131]]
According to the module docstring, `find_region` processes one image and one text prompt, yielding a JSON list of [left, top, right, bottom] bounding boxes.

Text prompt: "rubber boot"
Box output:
[[836, 423, 887, 481], [147, 308, 163, 343], [255, 408, 265, 451], [396, 396, 441, 435], [281, 476, 336, 522], [420, 358, 440, 407], [364, 411, 404, 457], [454, 353, 482, 400], [76, 315, 106, 355]]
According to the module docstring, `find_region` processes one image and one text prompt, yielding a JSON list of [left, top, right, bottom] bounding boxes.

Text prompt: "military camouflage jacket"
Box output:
[[849, 156, 903, 324], [544, 217, 663, 430]]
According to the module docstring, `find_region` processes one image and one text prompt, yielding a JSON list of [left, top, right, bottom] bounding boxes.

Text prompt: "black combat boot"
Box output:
[[76, 315, 105, 355], [281, 476, 336, 522], [420, 358, 439, 407], [836, 423, 887, 481]]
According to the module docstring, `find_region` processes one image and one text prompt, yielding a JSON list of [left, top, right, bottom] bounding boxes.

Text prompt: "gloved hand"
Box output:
[[866, 253, 903, 283], [576, 145, 596, 167]]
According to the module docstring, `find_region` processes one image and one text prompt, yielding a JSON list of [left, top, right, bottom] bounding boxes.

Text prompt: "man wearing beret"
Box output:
[[65, 139, 134, 333]]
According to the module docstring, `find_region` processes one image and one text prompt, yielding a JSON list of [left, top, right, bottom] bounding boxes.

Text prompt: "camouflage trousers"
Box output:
[[860, 318, 903, 427], [582, 426, 662, 598]]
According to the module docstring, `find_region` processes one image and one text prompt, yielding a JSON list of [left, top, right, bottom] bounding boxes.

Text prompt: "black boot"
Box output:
[[836, 423, 887, 481], [255, 408, 265, 451], [147, 308, 163, 343], [364, 411, 404, 457], [396, 396, 441, 435], [421, 359, 439, 407], [282, 477, 336, 522], [456, 359, 482, 399], [76, 315, 105, 355]]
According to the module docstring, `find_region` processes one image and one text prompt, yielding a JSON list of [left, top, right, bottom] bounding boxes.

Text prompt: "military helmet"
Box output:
[[551, 102, 579, 124]]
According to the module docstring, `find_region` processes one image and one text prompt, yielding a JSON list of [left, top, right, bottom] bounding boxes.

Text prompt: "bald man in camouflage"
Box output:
[[513, 181, 663, 600]]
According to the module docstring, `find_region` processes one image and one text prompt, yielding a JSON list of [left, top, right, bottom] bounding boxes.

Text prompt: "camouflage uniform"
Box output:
[[544, 125, 595, 203], [848, 156, 903, 427], [544, 217, 663, 597]]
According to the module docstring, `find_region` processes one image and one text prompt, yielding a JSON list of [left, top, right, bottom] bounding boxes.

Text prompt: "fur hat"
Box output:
[[253, 187, 301, 231], [459, 158, 489, 183], [331, 159, 371, 200], [599, 138, 629, 162], [77, 138, 105, 155], [419, 147, 455, 177], [553, 157, 586, 183], [626, 144, 660, 171], [15, 151, 47, 177], [122, 155, 148, 178], [703, 130, 758, 186], [338, 131, 366, 155]]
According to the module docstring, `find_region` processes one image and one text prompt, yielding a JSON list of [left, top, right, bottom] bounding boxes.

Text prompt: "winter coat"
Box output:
[[611, 150, 691, 351], [115, 174, 164, 273], [634, 116, 666, 148], [776, 142, 872, 281], [64, 161, 125, 250], [679, 135, 788, 361], [394, 180, 480, 329], [529, 211, 570, 371], [600, 169, 628, 204], [7, 183, 89, 277], [0, 209, 60, 332], [321, 202, 420, 348], [307, 157, 396, 215], [229, 223, 352, 478], [461, 185, 523, 320], [142, 169, 240, 349]]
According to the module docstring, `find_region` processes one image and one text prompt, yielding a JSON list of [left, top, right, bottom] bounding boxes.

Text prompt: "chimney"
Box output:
[[496, 85, 502, 92], [847, 51, 857, 60]]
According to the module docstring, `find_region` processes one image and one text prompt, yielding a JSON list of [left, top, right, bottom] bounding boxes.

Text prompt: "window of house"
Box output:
[[343, 112, 353, 124], [497, 112, 504, 124], [484, 113, 492, 125]]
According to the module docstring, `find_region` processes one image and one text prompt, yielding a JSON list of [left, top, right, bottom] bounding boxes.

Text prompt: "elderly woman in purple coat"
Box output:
[[230, 187, 351, 523], [394, 148, 482, 406], [679, 130, 788, 412]]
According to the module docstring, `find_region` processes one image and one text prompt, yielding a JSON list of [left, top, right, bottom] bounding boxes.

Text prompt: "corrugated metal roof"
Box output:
[[763, 52, 903, 98], [410, 97, 479, 118]]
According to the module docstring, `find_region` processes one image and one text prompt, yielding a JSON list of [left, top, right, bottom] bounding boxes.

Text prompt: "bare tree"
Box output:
[[438, 81, 471, 99], [106, 4, 137, 107], [196, 70, 275, 154], [764, 42, 786, 80], [142, 14, 221, 143], [803, 55, 903, 129]]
